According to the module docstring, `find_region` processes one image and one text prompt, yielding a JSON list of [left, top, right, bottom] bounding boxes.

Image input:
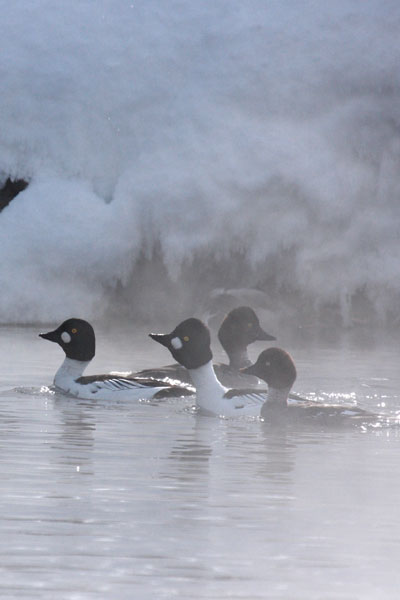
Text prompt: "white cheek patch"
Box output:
[[171, 337, 183, 350], [61, 331, 72, 344]]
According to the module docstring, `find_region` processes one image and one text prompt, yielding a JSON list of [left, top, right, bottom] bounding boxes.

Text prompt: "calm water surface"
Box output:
[[1, 325, 400, 599]]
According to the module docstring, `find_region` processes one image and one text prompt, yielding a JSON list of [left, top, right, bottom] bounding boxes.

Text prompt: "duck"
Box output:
[[149, 318, 380, 423], [242, 348, 379, 423], [136, 306, 276, 388], [149, 317, 271, 417], [39, 318, 194, 400]]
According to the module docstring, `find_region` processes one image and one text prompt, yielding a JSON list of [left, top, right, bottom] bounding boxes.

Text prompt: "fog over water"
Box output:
[[1, 1, 400, 325], [2, 7, 400, 597]]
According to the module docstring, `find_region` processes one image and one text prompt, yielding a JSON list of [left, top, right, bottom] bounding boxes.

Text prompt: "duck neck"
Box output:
[[188, 360, 227, 412], [225, 346, 251, 370], [54, 357, 90, 388], [266, 386, 291, 408]]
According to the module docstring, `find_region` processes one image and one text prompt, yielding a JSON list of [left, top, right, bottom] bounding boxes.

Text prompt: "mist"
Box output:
[[1, 1, 400, 327]]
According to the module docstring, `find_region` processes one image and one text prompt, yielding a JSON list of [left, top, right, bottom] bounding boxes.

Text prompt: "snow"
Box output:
[[0, 1, 400, 323]]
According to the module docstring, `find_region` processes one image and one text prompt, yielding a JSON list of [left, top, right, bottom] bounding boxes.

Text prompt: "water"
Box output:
[[0, 325, 400, 599]]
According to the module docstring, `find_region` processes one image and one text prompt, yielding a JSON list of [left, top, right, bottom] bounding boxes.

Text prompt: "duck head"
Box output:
[[39, 318, 95, 362], [150, 318, 212, 370], [241, 347, 296, 390]]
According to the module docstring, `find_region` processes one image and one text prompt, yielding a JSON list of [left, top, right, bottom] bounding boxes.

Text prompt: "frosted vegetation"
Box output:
[[0, 1, 399, 326]]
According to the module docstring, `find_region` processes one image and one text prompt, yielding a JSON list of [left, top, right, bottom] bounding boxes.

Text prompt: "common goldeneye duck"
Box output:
[[149, 317, 271, 417], [135, 306, 276, 388], [217, 306, 276, 368], [39, 318, 194, 400], [242, 348, 377, 423]]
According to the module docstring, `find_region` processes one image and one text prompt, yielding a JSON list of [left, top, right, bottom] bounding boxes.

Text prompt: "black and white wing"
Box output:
[[222, 388, 268, 414], [76, 373, 195, 397], [131, 363, 192, 385]]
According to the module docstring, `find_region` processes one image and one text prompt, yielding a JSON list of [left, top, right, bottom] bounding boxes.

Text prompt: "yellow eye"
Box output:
[[71, 328, 77, 334], [248, 322, 253, 328], [183, 336, 190, 342]]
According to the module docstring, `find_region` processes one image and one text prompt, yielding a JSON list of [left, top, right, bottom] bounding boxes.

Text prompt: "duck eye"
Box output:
[[71, 328, 77, 334], [183, 336, 190, 342]]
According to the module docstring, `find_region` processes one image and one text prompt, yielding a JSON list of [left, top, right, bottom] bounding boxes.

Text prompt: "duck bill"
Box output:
[[256, 327, 276, 342], [149, 333, 171, 348], [39, 329, 59, 343], [240, 363, 259, 377]]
